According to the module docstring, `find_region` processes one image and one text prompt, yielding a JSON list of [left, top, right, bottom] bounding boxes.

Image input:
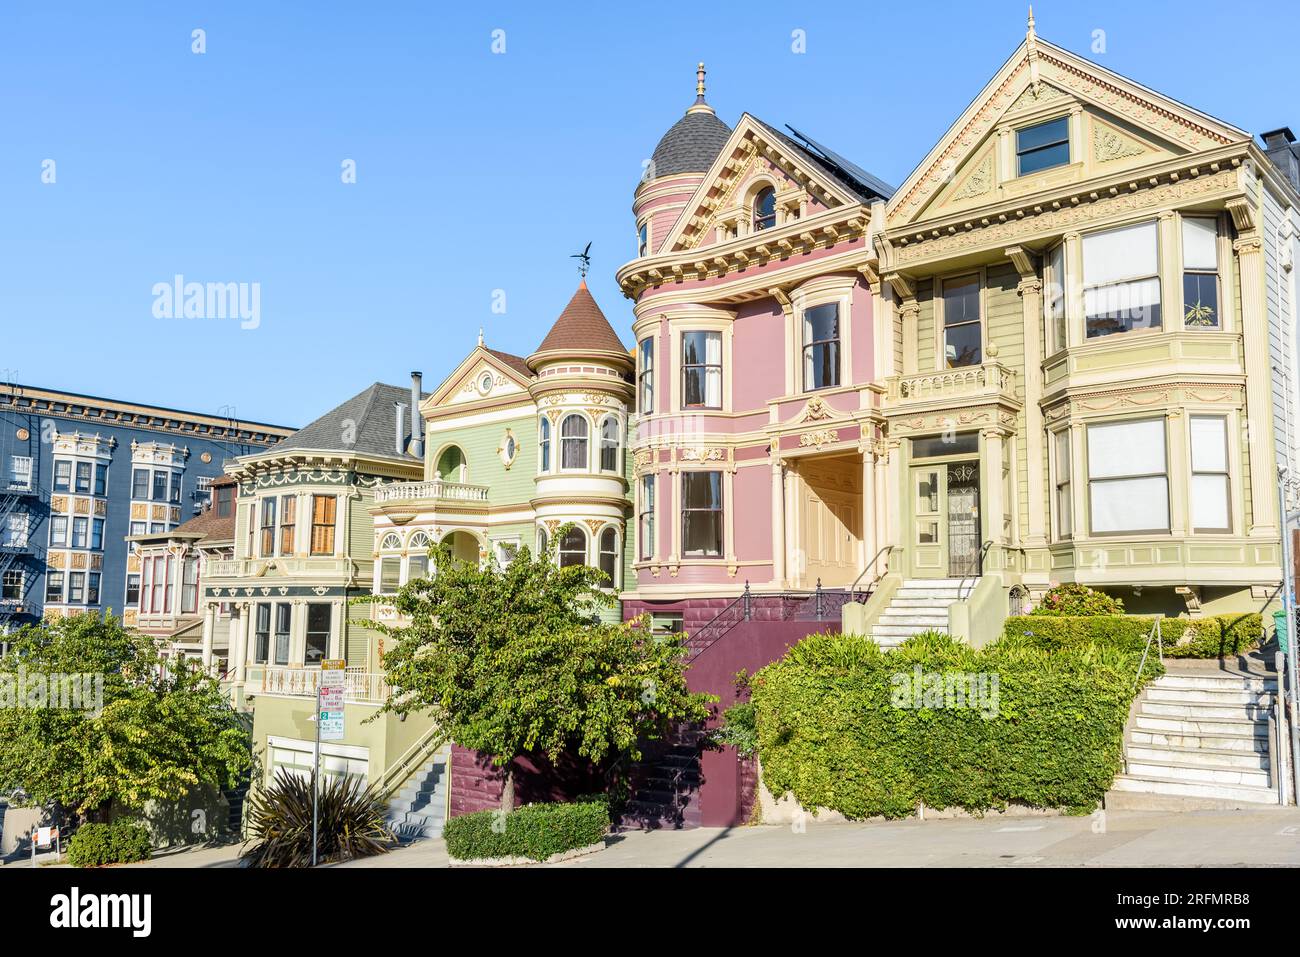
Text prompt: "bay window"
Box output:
[[46, 571, 64, 604], [152, 470, 168, 502], [1044, 242, 1067, 353], [1190, 416, 1231, 532], [68, 572, 85, 604], [379, 556, 402, 595], [1182, 216, 1220, 328], [1087, 418, 1169, 534], [274, 602, 291, 665], [638, 337, 654, 414], [75, 461, 91, 494], [310, 495, 336, 555], [639, 474, 655, 561], [181, 557, 199, 614], [681, 331, 722, 409], [305, 604, 331, 666], [259, 497, 277, 556], [558, 526, 588, 568], [49, 515, 68, 547], [53, 460, 71, 492], [942, 275, 982, 368], [560, 414, 589, 470], [94, 464, 108, 496], [1053, 430, 1072, 539], [600, 416, 620, 472], [278, 494, 296, 555], [539, 417, 552, 473], [599, 527, 618, 585], [87, 572, 100, 606], [125, 574, 140, 608], [681, 471, 723, 557], [802, 303, 841, 390], [254, 603, 271, 664], [132, 468, 149, 499], [1084, 221, 1162, 338]]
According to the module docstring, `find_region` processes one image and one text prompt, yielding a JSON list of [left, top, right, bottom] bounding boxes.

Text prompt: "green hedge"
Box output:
[[751, 631, 1151, 819], [444, 801, 608, 862], [67, 821, 153, 867], [1002, 614, 1262, 659]]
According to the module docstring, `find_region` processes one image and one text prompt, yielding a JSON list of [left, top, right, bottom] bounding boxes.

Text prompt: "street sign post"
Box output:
[[31, 825, 59, 867], [312, 660, 347, 866]]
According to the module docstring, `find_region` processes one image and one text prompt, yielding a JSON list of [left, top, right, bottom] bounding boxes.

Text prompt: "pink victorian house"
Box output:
[[614, 68, 895, 827], [618, 66, 893, 638]]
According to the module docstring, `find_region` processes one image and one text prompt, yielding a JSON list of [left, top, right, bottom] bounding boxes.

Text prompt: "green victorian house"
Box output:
[[218, 281, 634, 839]]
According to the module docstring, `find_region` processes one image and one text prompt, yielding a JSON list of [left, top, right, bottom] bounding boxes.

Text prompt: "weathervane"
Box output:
[[570, 241, 592, 279]]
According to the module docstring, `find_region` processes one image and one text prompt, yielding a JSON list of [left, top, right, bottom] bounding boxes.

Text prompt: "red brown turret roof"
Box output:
[[531, 281, 628, 361]]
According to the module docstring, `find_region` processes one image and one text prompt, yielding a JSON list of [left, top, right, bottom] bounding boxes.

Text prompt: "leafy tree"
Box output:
[[0, 613, 251, 820], [362, 536, 712, 813]]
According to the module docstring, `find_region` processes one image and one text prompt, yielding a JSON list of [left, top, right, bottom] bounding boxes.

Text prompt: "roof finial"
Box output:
[[687, 61, 715, 115], [1026, 5, 1042, 94], [478, 327, 484, 347]]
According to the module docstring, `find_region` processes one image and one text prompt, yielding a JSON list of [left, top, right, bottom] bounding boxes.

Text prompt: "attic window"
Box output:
[[753, 187, 777, 231], [1016, 117, 1070, 175]]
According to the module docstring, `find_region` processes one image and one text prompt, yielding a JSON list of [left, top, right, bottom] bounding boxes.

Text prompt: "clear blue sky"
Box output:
[[2, 1, 1296, 427]]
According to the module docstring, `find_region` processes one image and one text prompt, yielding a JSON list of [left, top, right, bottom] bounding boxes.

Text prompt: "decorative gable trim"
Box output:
[[659, 114, 863, 254], [887, 37, 1246, 228], [426, 346, 533, 410]]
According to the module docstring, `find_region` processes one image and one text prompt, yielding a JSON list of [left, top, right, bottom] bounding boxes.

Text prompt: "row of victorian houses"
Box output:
[[127, 17, 1300, 828]]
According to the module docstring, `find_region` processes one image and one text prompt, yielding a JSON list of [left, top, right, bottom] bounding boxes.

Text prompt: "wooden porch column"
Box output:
[[769, 458, 786, 588], [1007, 246, 1047, 550], [981, 428, 1006, 549], [201, 602, 216, 671]]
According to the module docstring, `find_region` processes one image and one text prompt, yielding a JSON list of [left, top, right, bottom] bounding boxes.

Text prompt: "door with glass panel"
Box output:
[[909, 461, 981, 578]]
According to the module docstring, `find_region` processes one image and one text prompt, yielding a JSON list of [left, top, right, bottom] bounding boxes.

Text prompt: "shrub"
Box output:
[[1031, 583, 1124, 617], [67, 821, 152, 867], [1003, 613, 1262, 660], [240, 769, 395, 868], [750, 631, 1144, 819], [444, 800, 608, 862]]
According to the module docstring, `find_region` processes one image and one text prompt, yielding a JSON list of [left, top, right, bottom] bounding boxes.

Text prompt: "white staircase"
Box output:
[[869, 578, 968, 649], [385, 748, 450, 841], [1109, 672, 1280, 806]]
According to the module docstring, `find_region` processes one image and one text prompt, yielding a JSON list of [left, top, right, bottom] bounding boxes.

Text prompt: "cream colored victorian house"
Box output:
[[868, 15, 1298, 626]]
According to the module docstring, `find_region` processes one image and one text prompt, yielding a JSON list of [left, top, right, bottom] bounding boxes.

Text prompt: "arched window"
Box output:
[[536, 526, 549, 558], [407, 531, 430, 582], [560, 414, 589, 470], [436, 445, 467, 483], [753, 186, 776, 232], [558, 526, 587, 568], [600, 416, 620, 472], [379, 533, 403, 595], [598, 527, 618, 586], [539, 418, 551, 473]]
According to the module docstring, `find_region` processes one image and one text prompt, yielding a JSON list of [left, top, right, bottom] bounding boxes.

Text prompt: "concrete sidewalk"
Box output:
[[17, 806, 1300, 868]]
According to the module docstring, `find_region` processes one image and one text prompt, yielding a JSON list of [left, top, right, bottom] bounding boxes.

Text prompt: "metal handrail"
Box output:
[[1134, 617, 1164, 689], [957, 540, 995, 600], [375, 722, 445, 796], [849, 545, 894, 603]]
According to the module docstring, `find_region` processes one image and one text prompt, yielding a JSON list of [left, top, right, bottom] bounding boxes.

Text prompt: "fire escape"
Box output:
[[0, 475, 43, 632]]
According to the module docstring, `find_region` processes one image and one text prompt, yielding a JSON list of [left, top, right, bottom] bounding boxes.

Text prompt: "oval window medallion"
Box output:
[[498, 429, 518, 468], [477, 372, 494, 396]]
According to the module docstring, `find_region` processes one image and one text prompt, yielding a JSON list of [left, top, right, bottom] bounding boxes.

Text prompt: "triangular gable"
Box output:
[[658, 113, 866, 254], [887, 33, 1248, 227], [426, 346, 532, 410]]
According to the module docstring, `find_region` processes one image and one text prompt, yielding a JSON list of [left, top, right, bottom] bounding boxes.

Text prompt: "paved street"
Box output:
[[10, 807, 1300, 868]]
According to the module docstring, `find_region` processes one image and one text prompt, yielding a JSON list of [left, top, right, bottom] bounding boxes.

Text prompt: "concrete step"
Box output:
[[1146, 686, 1274, 706], [1124, 757, 1270, 788], [894, 589, 962, 601], [1134, 713, 1270, 737], [872, 624, 949, 637], [1125, 743, 1269, 770], [1158, 674, 1277, 693], [901, 579, 969, 587], [1140, 700, 1272, 721], [1129, 728, 1268, 752], [1109, 774, 1279, 805], [878, 613, 950, 627]]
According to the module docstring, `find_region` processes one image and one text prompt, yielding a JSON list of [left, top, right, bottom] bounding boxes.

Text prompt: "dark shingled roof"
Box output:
[[269, 382, 422, 460], [650, 109, 732, 178], [531, 282, 627, 361]]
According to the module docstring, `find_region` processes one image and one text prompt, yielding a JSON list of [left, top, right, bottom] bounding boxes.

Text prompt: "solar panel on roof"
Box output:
[[784, 124, 896, 200]]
